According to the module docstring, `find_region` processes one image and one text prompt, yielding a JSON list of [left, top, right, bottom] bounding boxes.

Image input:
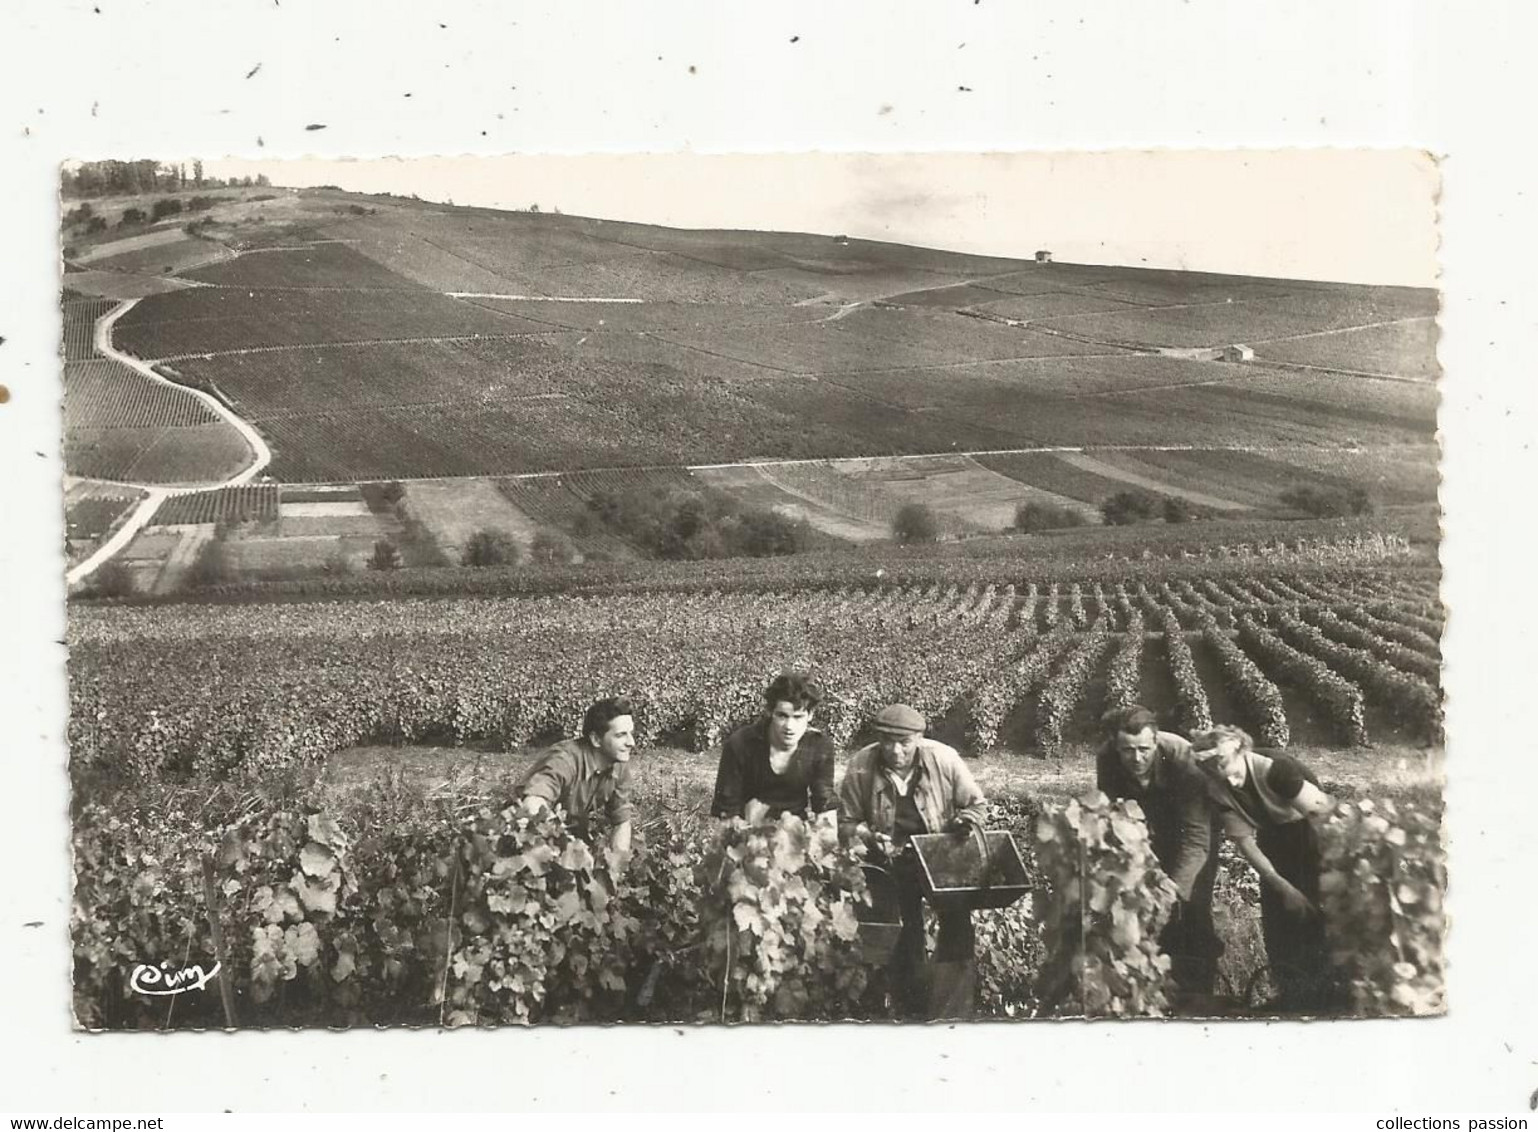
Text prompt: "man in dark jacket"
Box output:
[[711, 671, 835, 821], [1095, 704, 1221, 997]]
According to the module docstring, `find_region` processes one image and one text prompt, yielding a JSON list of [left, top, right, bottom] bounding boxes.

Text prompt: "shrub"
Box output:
[[529, 528, 578, 566], [891, 502, 940, 544], [85, 216, 108, 235], [118, 207, 147, 227], [150, 198, 184, 222], [64, 203, 95, 226], [585, 485, 811, 561], [1279, 485, 1373, 518], [1162, 497, 1205, 524], [186, 536, 237, 589], [1101, 490, 1161, 526], [81, 559, 136, 599], [462, 529, 520, 568], [735, 508, 812, 557], [368, 539, 402, 571], [359, 480, 407, 516], [1015, 501, 1088, 533]]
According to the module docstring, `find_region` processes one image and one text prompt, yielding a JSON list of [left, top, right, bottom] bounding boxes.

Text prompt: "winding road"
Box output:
[[65, 300, 272, 586]]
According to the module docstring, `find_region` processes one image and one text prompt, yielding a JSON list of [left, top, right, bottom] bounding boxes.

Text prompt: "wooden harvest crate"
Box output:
[[909, 829, 1031, 911]]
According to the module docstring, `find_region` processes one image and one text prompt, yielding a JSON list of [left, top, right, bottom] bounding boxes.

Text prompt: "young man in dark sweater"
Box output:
[[710, 672, 836, 821]]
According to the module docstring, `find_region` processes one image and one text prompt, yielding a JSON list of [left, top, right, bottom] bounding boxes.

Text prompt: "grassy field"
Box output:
[[406, 478, 541, 562]]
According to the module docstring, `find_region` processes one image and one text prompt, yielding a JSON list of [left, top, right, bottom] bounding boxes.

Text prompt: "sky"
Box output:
[[204, 150, 1439, 287]]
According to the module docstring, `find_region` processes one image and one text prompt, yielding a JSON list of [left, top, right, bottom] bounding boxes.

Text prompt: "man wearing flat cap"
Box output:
[[839, 703, 988, 1018]]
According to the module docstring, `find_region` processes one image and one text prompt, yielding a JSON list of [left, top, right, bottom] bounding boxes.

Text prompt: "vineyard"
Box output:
[[113, 285, 548, 359], [65, 421, 254, 485], [68, 563, 1442, 787], [68, 716, 1446, 1028], [62, 298, 115, 361], [63, 359, 222, 430], [71, 196, 1442, 484], [58, 301, 256, 485], [150, 484, 281, 526], [57, 189, 1450, 1031]]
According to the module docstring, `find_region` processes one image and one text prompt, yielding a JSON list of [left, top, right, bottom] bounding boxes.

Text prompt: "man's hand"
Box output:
[[1277, 882, 1315, 918], [744, 799, 770, 824], [945, 816, 981, 834]]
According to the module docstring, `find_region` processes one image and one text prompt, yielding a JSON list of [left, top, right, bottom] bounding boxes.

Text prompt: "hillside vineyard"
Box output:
[[60, 181, 1446, 1026]]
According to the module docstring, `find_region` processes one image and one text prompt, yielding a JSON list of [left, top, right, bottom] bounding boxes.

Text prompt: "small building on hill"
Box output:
[[1035, 249, 1053, 263], [1221, 343, 1256, 362]]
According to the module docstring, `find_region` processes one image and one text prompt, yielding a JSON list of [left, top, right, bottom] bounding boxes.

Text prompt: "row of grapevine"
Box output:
[[1102, 612, 1145, 715], [1197, 613, 1291, 747], [1299, 607, 1441, 681], [1334, 604, 1441, 658], [1236, 616, 1369, 747], [964, 628, 1074, 751], [1362, 602, 1445, 648], [1275, 613, 1442, 743], [62, 298, 114, 362], [1162, 609, 1214, 734], [1036, 617, 1114, 754], [64, 359, 223, 430], [69, 575, 1444, 782], [70, 780, 1443, 1028]]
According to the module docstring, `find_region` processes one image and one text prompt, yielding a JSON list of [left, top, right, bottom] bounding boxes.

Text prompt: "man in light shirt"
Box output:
[[517, 696, 637, 857], [839, 703, 987, 1018]]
